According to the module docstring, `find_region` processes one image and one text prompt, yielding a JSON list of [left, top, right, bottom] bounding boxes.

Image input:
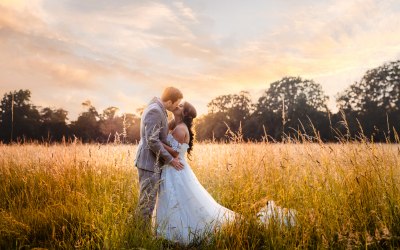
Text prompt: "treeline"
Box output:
[[0, 59, 399, 144], [0, 93, 141, 143], [196, 59, 400, 142]]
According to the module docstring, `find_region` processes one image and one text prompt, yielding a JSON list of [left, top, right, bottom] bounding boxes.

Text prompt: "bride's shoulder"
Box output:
[[172, 123, 189, 144], [174, 122, 188, 130]]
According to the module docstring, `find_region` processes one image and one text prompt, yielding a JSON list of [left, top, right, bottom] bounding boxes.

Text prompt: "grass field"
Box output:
[[1, 140, 399, 249]]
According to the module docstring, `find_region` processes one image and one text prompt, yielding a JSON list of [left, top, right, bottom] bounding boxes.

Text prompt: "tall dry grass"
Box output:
[[0, 138, 399, 249]]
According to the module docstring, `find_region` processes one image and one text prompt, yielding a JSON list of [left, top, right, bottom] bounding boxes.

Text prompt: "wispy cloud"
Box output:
[[196, 0, 400, 92], [0, 0, 399, 118]]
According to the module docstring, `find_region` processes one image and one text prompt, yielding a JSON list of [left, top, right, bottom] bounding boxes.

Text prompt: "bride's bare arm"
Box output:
[[172, 124, 189, 144], [161, 124, 189, 158], [162, 142, 179, 158]]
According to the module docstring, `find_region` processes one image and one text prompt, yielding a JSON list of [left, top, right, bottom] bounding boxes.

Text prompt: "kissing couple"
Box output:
[[134, 87, 296, 245]]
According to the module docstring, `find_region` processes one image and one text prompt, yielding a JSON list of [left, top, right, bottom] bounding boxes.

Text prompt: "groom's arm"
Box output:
[[143, 107, 184, 171], [144, 108, 174, 164], [162, 142, 179, 158]]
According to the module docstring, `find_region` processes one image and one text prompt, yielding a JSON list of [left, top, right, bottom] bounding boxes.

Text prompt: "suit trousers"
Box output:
[[137, 168, 162, 223]]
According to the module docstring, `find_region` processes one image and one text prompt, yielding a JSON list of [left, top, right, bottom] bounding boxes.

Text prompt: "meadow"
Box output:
[[0, 139, 399, 249]]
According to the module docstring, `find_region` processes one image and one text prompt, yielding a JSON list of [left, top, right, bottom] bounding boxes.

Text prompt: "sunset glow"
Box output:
[[1, 0, 399, 119]]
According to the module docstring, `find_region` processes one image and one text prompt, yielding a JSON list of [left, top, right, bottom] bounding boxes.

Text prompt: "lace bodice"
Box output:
[[167, 133, 189, 157]]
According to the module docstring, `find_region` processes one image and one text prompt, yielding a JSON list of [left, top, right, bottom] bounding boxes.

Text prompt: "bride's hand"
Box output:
[[170, 157, 184, 171]]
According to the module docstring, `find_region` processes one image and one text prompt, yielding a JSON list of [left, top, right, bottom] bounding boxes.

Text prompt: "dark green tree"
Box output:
[[0, 89, 41, 143], [40, 107, 69, 142], [254, 77, 330, 141], [98, 106, 121, 142], [336, 60, 400, 141], [70, 100, 100, 142], [195, 91, 253, 141]]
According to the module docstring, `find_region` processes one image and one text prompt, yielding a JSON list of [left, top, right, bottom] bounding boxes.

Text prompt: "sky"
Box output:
[[1, 0, 400, 120]]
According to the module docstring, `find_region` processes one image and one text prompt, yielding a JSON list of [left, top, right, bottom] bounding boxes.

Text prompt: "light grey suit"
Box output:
[[134, 97, 174, 221]]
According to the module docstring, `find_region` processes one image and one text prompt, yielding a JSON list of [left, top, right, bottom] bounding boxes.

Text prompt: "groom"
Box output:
[[134, 86, 184, 224]]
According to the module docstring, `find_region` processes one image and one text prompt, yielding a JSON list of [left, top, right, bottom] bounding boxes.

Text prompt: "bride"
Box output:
[[155, 101, 296, 244]]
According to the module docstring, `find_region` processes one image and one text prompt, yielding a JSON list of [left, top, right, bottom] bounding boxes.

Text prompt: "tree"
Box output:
[[338, 60, 400, 113], [123, 113, 141, 143], [70, 100, 100, 142], [336, 60, 400, 141], [98, 106, 121, 142], [254, 77, 330, 141], [40, 107, 69, 141], [196, 91, 253, 141], [0, 89, 41, 143], [195, 112, 230, 141]]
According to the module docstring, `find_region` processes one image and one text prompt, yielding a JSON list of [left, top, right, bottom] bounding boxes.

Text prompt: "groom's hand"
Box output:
[[170, 157, 184, 171]]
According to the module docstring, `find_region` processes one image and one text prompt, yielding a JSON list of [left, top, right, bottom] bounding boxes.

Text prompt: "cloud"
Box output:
[[197, 0, 400, 86], [173, 2, 198, 22], [0, 4, 112, 89], [1, 0, 400, 119]]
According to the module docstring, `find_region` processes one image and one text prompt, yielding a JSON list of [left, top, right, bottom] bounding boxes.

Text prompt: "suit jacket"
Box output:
[[134, 97, 173, 172]]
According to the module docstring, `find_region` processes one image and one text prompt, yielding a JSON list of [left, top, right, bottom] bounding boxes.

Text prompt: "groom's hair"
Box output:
[[161, 87, 183, 103]]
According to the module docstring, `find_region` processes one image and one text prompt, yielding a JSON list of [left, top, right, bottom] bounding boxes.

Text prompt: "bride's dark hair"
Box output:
[[182, 102, 197, 155]]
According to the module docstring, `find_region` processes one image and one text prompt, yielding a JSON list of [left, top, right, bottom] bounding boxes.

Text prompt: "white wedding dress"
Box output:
[[155, 134, 296, 244]]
